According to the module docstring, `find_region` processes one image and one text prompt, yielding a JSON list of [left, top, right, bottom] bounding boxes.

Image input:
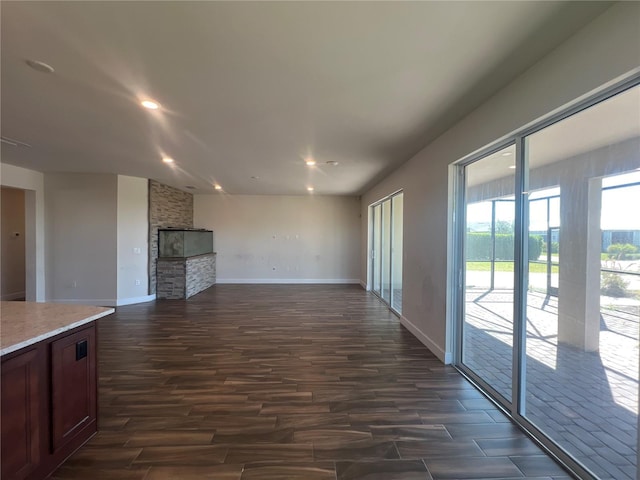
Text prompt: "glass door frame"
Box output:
[[529, 194, 561, 297], [452, 75, 640, 480], [381, 199, 392, 303], [453, 139, 519, 411], [371, 204, 382, 296], [369, 189, 403, 316], [547, 226, 560, 296]]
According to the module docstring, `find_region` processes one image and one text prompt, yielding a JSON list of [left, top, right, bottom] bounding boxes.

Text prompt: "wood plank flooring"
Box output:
[[51, 285, 572, 480]]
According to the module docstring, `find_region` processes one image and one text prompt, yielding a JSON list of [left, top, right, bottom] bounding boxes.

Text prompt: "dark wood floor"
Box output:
[[52, 285, 571, 480]]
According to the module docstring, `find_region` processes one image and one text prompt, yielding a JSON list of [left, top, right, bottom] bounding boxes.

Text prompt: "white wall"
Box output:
[[0, 163, 45, 301], [1, 168, 152, 306], [360, 2, 640, 363], [116, 175, 150, 305], [1, 187, 26, 299], [194, 195, 360, 283], [45, 173, 118, 305]]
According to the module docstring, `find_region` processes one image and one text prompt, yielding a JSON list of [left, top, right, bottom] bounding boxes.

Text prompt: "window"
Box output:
[[455, 82, 640, 480]]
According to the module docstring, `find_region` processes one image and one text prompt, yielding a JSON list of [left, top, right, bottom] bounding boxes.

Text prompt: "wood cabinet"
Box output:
[[0, 348, 43, 479], [1, 323, 97, 480], [51, 327, 96, 452]]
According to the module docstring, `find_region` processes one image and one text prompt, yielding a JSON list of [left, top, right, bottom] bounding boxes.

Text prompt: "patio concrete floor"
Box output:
[[464, 288, 638, 480]]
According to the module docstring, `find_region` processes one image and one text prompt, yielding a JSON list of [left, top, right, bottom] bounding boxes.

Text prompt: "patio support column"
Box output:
[[557, 176, 602, 352]]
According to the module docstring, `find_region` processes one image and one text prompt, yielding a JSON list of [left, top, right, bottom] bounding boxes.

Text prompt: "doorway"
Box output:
[[1, 186, 26, 300]]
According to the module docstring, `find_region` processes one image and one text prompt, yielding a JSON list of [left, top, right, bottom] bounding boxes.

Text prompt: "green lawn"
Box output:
[[466, 261, 558, 273]]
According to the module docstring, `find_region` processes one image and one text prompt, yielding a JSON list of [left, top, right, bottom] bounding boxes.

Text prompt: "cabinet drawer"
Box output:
[[50, 326, 96, 452]]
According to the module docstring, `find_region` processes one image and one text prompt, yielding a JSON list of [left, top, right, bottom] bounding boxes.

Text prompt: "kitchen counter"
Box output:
[[1, 301, 114, 356], [1, 301, 113, 479]]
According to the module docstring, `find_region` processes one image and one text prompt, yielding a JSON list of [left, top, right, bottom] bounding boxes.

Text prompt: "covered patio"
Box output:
[[464, 287, 638, 480]]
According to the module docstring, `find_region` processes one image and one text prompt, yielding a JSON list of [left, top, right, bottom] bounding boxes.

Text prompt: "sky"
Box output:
[[601, 171, 640, 230]]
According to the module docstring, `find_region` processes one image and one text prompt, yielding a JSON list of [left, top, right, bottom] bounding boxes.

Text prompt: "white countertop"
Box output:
[[0, 302, 114, 356]]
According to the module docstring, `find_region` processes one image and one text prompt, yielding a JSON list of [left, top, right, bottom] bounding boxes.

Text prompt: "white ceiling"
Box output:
[[1, 1, 613, 195]]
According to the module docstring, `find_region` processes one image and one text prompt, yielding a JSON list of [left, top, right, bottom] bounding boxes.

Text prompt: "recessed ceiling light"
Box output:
[[214, 185, 223, 190], [307, 186, 314, 192], [141, 99, 160, 110], [502, 152, 512, 157], [326, 161, 339, 166], [508, 165, 516, 169], [305, 158, 316, 166], [162, 157, 174, 164], [25, 59, 55, 74]]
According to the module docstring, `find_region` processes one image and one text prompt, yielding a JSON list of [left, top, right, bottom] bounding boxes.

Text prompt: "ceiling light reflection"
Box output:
[[141, 100, 160, 110]]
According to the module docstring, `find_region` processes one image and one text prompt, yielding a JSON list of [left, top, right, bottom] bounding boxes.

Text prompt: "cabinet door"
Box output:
[[1, 349, 41, 479], [50, 326, 96, 452]]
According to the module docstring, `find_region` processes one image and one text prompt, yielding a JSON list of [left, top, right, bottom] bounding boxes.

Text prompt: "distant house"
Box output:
[[602, 230, 640, 251]]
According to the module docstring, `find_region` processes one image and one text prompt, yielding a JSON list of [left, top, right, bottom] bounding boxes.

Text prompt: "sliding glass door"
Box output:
[[381, 200, 392, 302], [461, 145, 515, 402], [370, 191, 403, 314], [520, 85, 639, 480], [372, 204, 382, 296], [456, 83, 639, 480], [391, 194, 403, 313]]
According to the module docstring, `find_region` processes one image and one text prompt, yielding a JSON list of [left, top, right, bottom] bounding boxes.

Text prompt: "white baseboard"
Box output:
[[116, 294, 156, 306], [216, 278, 361, 284], [50, 294, 157, 307], [1, 291, 25, 301], [399, 315, 451, 364], [359, 280, 368, 290], [50, 299, 118, 307]]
